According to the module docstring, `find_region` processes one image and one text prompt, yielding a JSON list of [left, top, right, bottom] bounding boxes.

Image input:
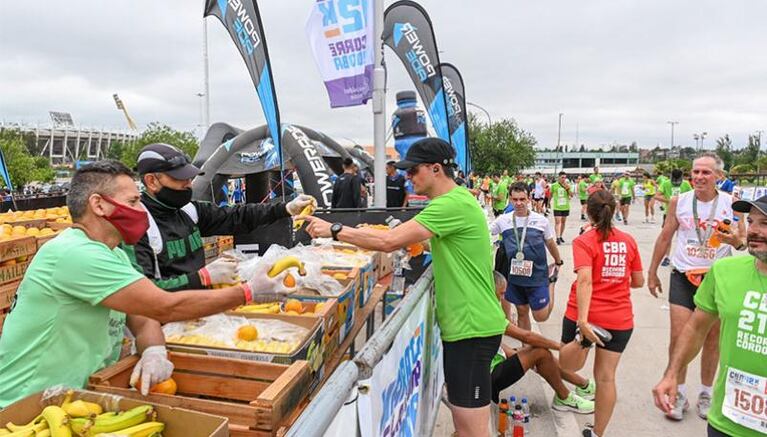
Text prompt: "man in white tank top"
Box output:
[[647, 153, 746, 422]]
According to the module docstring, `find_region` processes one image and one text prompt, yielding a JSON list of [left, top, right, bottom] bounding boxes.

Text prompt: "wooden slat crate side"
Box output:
[[251, 361, 311, 430]]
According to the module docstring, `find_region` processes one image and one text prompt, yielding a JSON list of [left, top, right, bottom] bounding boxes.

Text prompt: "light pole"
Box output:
[[693, 131, 708, 152], [467, 102, 491, 125], [667, 121, 678, 148], [756, 130, 764, 152], [554, 113, 563, 175]]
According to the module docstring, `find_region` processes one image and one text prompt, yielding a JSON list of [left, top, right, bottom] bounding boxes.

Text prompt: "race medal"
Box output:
[[722, 366, 767, 434], [515, 252, 524, 261], [509, 259, 533, 277]]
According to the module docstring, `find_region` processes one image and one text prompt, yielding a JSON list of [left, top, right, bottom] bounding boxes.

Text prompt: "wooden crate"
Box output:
[[0, 280, 20, 311], [6, 219, 48, 229], [0, 236, 36, 263], [46, 221, 72, 231], [89, 352, 311, 436], [0, 260, 31, 285]]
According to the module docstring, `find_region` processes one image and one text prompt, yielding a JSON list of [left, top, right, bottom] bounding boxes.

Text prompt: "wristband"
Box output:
[[736, 242, 746, 251], [199, 268, 212, 287], [556, 260, 564, 266], [241, 283, 253, 304]]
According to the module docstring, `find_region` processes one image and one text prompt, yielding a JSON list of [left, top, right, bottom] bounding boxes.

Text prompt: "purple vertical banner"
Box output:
[[306, 0, 374, 108]]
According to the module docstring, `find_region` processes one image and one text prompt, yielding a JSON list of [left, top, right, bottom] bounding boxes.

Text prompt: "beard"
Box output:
[[747, 235, 767, 262]]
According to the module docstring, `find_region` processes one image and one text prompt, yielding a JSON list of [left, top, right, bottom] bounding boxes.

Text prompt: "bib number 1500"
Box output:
[[733, 388, 767, 418]]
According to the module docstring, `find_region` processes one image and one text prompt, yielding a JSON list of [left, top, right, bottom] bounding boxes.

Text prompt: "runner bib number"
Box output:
[[510, 259, 533, 277], [557, 190, 568, 206], [621, 185, 630, 196], [723, 366, 767, 434], [685, 239, 716, 260]]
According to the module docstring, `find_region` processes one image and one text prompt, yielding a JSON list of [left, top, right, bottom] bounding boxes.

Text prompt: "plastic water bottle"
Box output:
[[521, 397, 530, 435], [509, 395, 517, 408], [498, 399, 508, 435]]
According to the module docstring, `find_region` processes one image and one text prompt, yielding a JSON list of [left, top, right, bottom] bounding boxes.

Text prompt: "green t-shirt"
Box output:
[[659, 179, 693, 199], [694, 256, 767, 437], [551, 182, 571, 211], [643, 180, 656, 196], [0, 228, 144, 407], [577, 180, 589, 200], [492, 180, 509, 211], [414, 187, 508, 342], [656, 175, 669, 187], [618, 178, 635, 199], [589, 173, 603, 183]]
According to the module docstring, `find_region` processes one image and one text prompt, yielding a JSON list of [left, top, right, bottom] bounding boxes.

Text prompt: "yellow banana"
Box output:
[[41, 406, 70, 437], [61, 391, 102, 418], [5, 422, 46, 435], [78, 406, 154, 436], [267, 256, 306, 277], [292, 202, 316, 230], [1, 429, 35, 437], [36, 430, 50, 437], [6, 416, 44, 432], [91, 421, 164, 437]]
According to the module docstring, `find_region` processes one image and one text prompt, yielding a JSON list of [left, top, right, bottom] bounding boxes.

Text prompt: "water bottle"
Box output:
[[521, 397, 530, 435], [509, 395, 517, 408], [386, 216, 407, 293], [708, 219, 731, 248]]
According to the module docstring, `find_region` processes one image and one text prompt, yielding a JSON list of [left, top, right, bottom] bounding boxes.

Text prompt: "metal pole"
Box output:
[[554, 113, 563, 174], [467, 102, 491, 125], [667, 121, 678, 149], [372, 0, 386, 208], [202, 18, 211, 130]]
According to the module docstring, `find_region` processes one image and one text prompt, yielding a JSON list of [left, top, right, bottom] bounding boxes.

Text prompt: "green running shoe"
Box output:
[[552, 392, 595, 414], [575, 379, 596, 400]]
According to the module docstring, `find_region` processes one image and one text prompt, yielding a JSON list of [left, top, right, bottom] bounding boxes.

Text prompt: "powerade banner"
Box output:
[[383, 1, 457, 164], [305, 0, 374, 108], [204, 0, 283, 168], [439, 62, 469, 173]]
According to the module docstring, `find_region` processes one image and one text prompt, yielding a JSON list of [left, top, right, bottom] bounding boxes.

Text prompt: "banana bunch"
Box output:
[[267, 256, 306, 278], [292, 200, 317, 231], [236, 302, 281, 314], [0, 392, 163, 437]]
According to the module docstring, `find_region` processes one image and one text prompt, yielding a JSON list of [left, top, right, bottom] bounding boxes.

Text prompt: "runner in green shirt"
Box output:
[[617, 172, 636, 225], [551, 171, 572, 244], [653, 195, 763, 437], [642, 173, 658, 224], [589, 167, 604, 184], [0, 161, 284, 407], [303, 138, 509, 433], [492, 175, 509, 216], [577, 175, 589, 221]]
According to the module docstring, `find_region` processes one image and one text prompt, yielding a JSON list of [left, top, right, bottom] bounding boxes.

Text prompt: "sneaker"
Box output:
[[661, 257, 671, 267], [575, 379, 596, 400], [581, 214, 586, 221], [582, 424, 598, 437], [552, 392, 595, 414], [576, 323, 613, 348], [666, 392, 690, 421], [697, 392, 712, 419]]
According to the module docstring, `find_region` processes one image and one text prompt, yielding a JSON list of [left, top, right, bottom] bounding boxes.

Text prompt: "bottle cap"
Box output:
[[521, 397, 528, 403]]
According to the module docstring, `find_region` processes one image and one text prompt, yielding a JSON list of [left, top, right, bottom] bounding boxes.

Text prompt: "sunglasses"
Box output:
[[406, 164, 431, 176]]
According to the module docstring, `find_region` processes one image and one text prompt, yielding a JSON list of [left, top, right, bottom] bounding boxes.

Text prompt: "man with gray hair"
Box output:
[[0, 160, 291, 407], [653, 194, 767, 437], [647, 152, 746, 421]]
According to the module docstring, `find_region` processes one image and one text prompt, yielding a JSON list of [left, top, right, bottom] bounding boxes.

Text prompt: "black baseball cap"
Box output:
[[136, 143, 203, 179], [394, 137, 456, 170], [733, 195, 767, 215]]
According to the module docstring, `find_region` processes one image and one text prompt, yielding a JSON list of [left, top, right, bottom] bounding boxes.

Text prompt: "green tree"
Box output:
[[467, 116, 536, 174], [715, 135, 734, 170], [654, 159, 692, 175], [735, 134, 761, 167], [731, 164, 755, 174], [116, 123, 199, 169], [0, 129, 55, 190]]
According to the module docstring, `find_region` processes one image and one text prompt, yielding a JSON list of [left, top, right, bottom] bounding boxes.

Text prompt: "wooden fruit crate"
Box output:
[[0, 280, 20, 311], [0, 236, 36, 263], [46, 221, 72, 231], [89, 352, 312, 436], [0, 260, 31, 285]]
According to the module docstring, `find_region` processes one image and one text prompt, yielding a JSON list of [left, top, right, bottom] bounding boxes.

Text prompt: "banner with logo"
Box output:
[[383, 1, 457, 165], [439, 62, 469, 174], [204, 0, 283, 168], [358, 293, 429, 437], [305, 0, 374, 108]]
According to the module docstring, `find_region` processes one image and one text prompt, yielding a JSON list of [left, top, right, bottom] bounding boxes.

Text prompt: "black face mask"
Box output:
[[155, 186, 193, 209]]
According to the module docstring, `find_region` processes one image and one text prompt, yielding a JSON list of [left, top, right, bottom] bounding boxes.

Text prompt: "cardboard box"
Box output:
[[0, 389, 228, 437], [0, 280, 20, 311], [295, 270, 358, 344], [376, 251, 394, 278], [90, 353, 308, 435], [384, 289, 404, 317], [0, 260, 31, 286], [230, 298, 338, 338], [0, 236, 36, 263]]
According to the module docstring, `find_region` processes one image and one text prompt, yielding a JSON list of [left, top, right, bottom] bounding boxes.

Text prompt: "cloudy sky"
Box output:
[[1, 1, 765, 150]]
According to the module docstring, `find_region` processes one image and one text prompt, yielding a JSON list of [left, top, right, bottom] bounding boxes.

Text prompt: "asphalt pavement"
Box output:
[[433, 199, 710, 437]]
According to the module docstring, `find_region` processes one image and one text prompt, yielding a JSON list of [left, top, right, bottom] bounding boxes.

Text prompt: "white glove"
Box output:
[[130, 346, 174, 396], [199, 256, 238, 286], [246, 261, 297, 296], [286, 194, 317, 216]]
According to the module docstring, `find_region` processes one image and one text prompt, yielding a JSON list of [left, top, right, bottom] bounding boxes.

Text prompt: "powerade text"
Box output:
[[227, 0, 261, 55], [401, 23, 436, 82]]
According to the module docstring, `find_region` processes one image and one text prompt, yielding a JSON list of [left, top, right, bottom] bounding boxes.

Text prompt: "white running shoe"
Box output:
[[666, 392, 690, 421], [697, 392, 711, 419]]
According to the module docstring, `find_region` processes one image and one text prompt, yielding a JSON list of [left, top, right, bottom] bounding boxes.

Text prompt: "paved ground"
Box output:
[[433, 199, 711, 436]]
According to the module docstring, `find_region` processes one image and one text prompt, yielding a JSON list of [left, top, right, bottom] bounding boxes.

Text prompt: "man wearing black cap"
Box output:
[[128, 143, 315, 291], [303, 138, 514, 436], [385, 160, 408, 208], [654, 195, 766, 437]]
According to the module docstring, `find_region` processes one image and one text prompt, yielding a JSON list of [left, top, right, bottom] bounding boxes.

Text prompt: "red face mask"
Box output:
[[99, 195, 149, 245]]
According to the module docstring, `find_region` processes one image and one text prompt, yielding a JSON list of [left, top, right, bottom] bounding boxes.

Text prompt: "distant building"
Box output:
[[526, 151, 640, 175]]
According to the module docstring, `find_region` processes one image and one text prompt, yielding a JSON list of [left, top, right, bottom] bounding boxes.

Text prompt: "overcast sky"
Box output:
[[1, 1, 765, 150]]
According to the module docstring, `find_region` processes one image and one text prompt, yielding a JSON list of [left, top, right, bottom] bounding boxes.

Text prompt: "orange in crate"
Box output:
[[284, 299, 303, 314]]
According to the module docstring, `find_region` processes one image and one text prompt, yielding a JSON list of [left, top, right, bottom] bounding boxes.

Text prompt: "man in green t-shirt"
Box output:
[[491, 174, 509, 217], [617, 172, 636, 225], [303, 138, 509, 436], [577, 174, 589, 221], [551, 171, 572, 244], [653, 195, 765, 437], [654, 169, 694, 266], [0, 161, 288, 407], [589, 167, 603, 184]]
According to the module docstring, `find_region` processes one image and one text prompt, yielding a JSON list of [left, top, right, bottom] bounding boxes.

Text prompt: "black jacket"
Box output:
[[123, 193, 289, 291]]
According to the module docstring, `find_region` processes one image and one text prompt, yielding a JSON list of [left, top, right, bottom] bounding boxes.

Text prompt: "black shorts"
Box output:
[[561, 317, 633, 353], [669, 269, 700, 310], [443, 335, 502, 408], [707, 424, 732, 437], [490, 353, 525, 404], [580, 199, 587, 205], [620, 197, 632, 206], [644, 195, 654, 201], [553, 210, 570, 217]]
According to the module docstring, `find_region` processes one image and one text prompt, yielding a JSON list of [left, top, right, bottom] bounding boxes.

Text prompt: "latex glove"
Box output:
[[130, 346, 174, 396], [199, 256, 238, 286], [246, 261, 296, 296], [286, 194, 317, 216]]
